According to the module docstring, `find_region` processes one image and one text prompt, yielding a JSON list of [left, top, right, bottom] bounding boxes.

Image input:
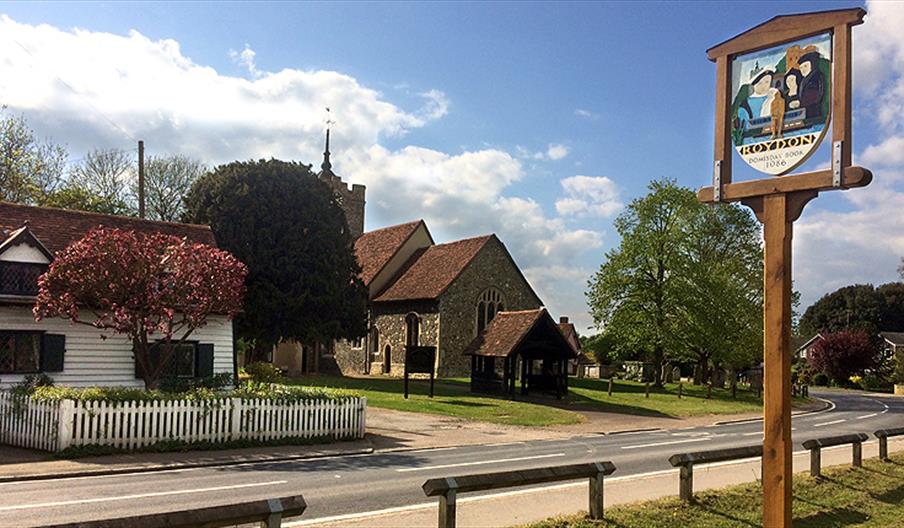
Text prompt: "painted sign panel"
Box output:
[[730, 33, 832, 175]]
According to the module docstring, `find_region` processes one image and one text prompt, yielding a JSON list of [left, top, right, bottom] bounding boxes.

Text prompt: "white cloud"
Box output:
[[791, 1, 904, 311], [861, 135, 904, 168], [417, 89, 450, 120], [228, 44, 262, 79], [514, 143, 570, 161], [0, 15, 600, 334], [555, 175, 622, 218], [523, 265, 595, 331], [574, 108, 599, 120], [546, 143, 569, 160], [0, 15, 440, 162]]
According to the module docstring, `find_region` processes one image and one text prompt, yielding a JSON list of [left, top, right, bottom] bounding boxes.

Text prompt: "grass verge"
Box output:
[[284, 375, 582, 426], [520, 451, 904, 527], [284, 375, 803, 426]]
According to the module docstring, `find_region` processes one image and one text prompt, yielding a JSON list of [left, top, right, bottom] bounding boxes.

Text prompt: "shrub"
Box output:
[[244, 362, 283, 383], [158, 373, 234, 393], [13, 382, 357, 404], [808, 330, 879, 385], [896, 347, 904, 385], [812, 372, 829, 386]]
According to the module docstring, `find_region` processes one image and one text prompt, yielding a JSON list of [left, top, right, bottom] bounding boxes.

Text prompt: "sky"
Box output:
[[1, 0, 903, 332]]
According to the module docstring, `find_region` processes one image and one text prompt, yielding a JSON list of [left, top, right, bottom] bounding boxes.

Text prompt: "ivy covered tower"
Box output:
[[317, 128, 366, 239]]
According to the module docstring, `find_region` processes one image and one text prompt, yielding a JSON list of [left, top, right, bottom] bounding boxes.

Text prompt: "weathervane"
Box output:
[[699, 9, 870, 527]]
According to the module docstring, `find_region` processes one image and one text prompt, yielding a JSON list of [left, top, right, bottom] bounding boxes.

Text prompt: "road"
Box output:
[[0, 389, 900, 527]]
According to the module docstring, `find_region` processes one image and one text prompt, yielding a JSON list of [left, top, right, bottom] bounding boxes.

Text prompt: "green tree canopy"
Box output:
[[184, 159, 368, 363], [799, 284, 883, 336], [0, 111, 67, 203], [586, 179, 763, 386]]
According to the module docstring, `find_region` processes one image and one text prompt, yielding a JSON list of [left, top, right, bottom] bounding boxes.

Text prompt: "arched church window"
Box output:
[[476, 288, 505, 335], [406, 313, 420, 346]]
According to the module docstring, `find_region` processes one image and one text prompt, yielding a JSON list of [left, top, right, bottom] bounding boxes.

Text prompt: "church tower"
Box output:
[[317, 128, 366, 239]]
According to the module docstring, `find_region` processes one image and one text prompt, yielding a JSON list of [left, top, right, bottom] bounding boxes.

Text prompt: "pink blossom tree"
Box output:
[[34, 227, 247, 389]]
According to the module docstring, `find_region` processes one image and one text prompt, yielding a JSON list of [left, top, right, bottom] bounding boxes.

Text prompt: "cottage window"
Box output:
[[0, 331, 41, 374], [0, 262, 47, 296], [476, 288, 505, 335], [351, 337, 363, 349], [159, 341, 197, 379], [406, 313, 420, 346]]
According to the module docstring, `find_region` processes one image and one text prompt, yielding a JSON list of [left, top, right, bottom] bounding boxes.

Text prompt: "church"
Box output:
[[273, 135, 544, 377]]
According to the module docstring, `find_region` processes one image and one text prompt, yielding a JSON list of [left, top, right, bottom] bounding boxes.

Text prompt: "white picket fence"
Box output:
[[0, 391, 367, 452]]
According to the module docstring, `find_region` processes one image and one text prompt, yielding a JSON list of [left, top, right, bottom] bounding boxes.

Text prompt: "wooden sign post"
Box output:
[[699, 8, 869, 527]]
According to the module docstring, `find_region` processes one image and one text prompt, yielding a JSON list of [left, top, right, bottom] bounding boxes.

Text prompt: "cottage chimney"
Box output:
[[560, 316, 569, 324]]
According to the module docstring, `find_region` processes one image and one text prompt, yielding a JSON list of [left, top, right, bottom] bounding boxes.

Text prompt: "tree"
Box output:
[[0, 112, 67, 203], [587, 179, 699, 386], [799, 284, 883, 337], [877, 282, 904, 332], [580, 333, 616, 365], [184, 159, 368, 364], [68, 148, 134, 215], [808, 330, 879, 385], [136, 155, 205, 222], [33, 227, 247, 389], [678, 201, 763, 383], [36, 186, 132, 215]]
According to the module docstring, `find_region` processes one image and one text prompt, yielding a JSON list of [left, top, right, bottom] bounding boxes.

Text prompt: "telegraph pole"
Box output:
[[138, 140, 145, 219]]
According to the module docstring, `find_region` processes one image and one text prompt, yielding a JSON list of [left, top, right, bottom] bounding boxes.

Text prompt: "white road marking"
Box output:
[[813, 419, 846, 427], [621, 437, 711, 450], [856, 413, 878, 420], [0, 480, 287, 512], [742, 431, 763, 437], [395, 452, 566, 472]]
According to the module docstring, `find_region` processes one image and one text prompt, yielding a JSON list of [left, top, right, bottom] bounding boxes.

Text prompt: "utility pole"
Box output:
[[138, 140, 145, 219]]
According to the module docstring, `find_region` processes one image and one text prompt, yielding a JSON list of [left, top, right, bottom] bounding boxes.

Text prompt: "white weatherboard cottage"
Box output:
[[0, 201, 235, 388]]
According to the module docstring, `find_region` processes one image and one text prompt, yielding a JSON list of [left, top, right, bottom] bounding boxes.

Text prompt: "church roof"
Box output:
[[373, 234, 493, 302], [353, 220, 425, 287], [463, 308, 579, 359], [0, 201, 217, 255]]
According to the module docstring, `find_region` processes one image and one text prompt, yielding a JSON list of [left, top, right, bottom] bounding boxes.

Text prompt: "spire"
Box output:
[[321, 127, 332, 171], [321, 107, 334, 173]]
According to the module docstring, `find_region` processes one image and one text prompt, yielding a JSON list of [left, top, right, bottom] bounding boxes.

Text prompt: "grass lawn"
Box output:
[[567, 378, 773, 418], [520, 451, 904, 527], [283, 375, 582, 427], [284, 375, 797, 426]]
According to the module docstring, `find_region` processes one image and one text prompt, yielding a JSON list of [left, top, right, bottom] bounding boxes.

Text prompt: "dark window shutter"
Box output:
[[41, 334, 65, 372], [196, 343, 215, 378], [135, 342, 163, 380]]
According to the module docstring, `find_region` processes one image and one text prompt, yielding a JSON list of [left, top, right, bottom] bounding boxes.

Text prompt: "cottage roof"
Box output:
[[795, 333, 824, 352], [0, 201, 217, 255], [880, 332, 904, 346], [353, 220, 426, 287], [463, 308, 579, 359], [373, 234, 493, 302]]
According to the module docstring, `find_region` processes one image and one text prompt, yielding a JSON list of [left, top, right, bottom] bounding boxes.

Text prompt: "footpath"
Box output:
[[0, 403, 828, 482], [290, 436, 904, 528]]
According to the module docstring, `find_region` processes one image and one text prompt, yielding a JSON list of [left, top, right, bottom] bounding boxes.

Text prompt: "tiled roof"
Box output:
[[373, 234, 493, 302], [353, 220, 424, 286], [0, 201, 217, 254], [463, 308, 579, 359], [881, 332, 904, 346]]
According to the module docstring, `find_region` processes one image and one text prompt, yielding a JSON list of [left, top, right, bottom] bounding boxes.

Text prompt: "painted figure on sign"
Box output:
[[738, 69, 775, 127], [798, 52, 825, 120], [785, 69, 802, 110]]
